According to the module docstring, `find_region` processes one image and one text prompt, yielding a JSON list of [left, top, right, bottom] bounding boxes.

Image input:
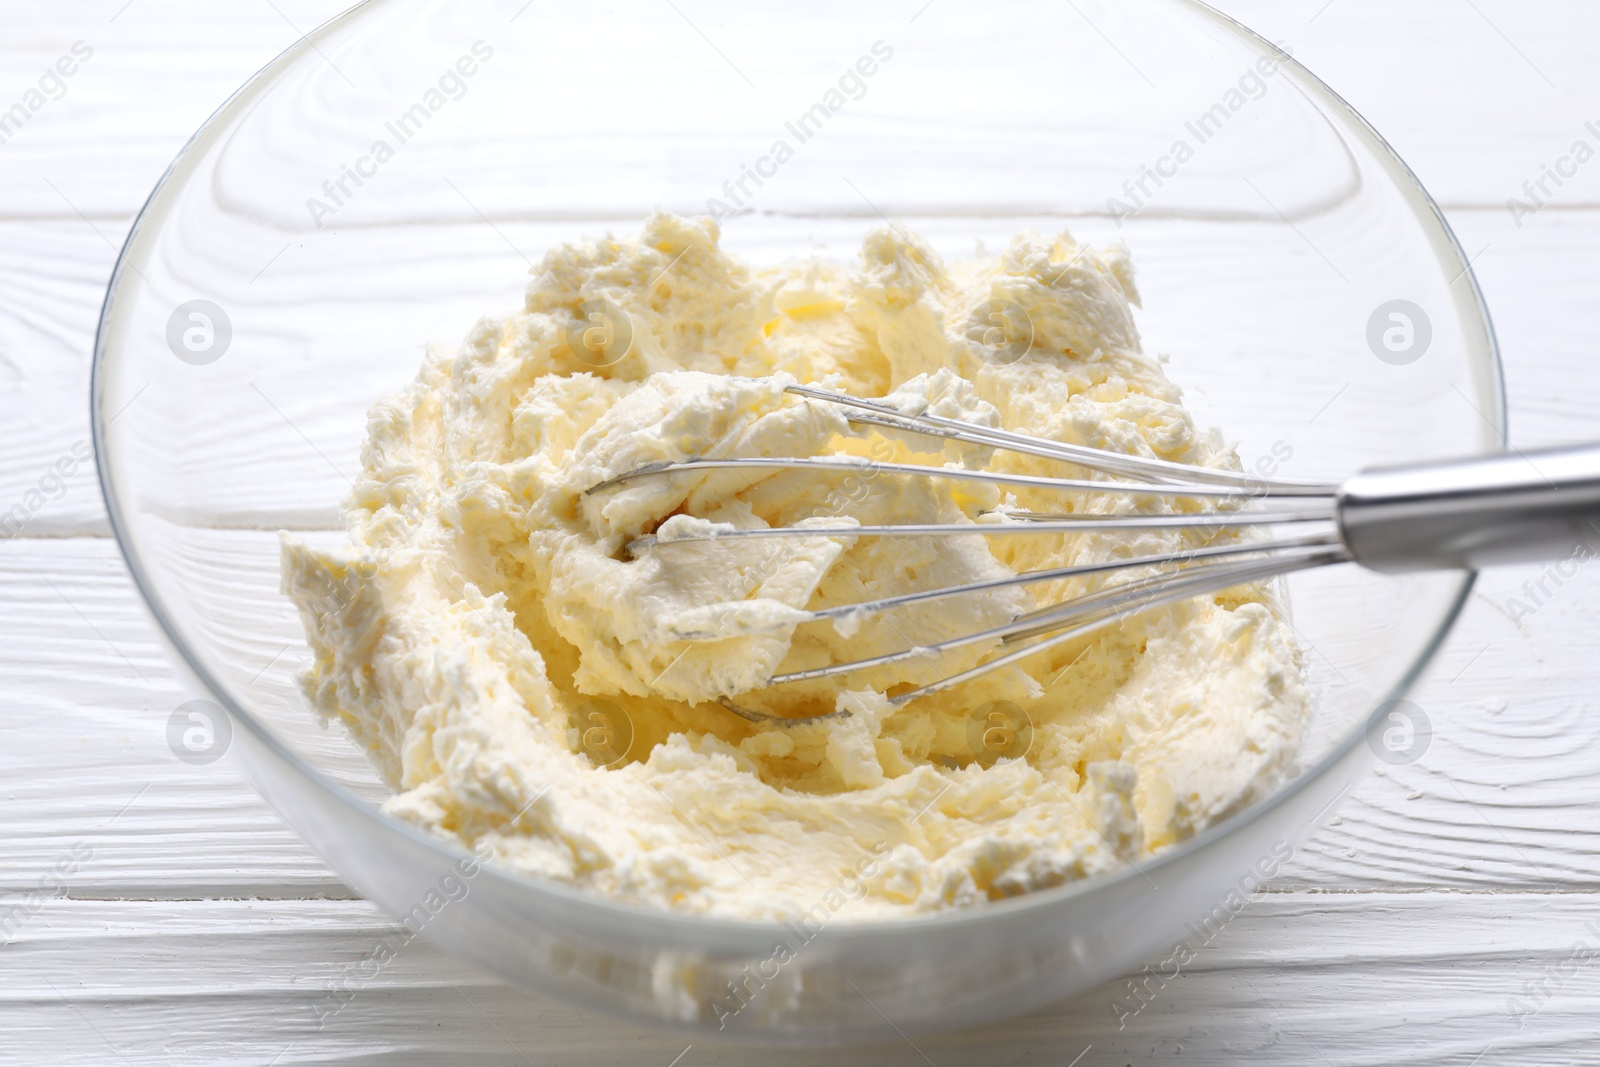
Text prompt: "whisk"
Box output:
[[587, 383, 1600, 713]]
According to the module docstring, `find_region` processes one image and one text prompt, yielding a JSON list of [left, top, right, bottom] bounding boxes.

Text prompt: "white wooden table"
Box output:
[[4, 1, 1600, 1063]]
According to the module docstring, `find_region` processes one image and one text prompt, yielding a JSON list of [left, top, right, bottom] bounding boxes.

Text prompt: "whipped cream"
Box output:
[[281, 213, 1308, 919]]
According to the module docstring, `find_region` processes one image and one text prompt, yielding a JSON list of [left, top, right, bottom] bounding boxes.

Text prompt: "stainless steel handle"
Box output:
[[1337, 444, 1600, 573]]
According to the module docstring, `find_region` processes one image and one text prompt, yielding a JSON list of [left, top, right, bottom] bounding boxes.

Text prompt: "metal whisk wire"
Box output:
[[581, 383, 1355, 709], [770, 541, 1344, 699], [585, 382, 1600, 714]]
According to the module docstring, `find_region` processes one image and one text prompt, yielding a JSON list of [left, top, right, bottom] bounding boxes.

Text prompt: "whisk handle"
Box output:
[[1338, 444, 1600, 573]]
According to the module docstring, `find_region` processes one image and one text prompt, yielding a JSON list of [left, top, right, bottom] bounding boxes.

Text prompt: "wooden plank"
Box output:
[[7, 202, 1600, 535], [3, 535, 1599, 897], [2, 0, 1595, 535], [6, 202, 1594, 893], [0, 0, 351, 217], [0, 535, 351, 897], [5, 893, 1600, 1065], [1212, 0, 1600, 209], [1, 0, 1599, 218]]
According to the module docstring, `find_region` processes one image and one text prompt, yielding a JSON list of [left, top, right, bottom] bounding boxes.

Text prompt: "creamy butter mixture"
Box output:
[[281, 213, 1308, 920]]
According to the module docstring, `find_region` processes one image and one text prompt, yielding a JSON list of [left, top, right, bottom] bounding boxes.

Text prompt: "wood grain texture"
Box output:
[[7, 203, 1600, 536], [7, 894, 1600, 1066], [4, 534, 1598, 896], [2, 0, 1599, 214], [4, 0, 1600, 1064]]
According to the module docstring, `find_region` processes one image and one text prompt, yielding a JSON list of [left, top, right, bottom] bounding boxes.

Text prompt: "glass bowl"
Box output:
[[92, 0, 1502, 1043]]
